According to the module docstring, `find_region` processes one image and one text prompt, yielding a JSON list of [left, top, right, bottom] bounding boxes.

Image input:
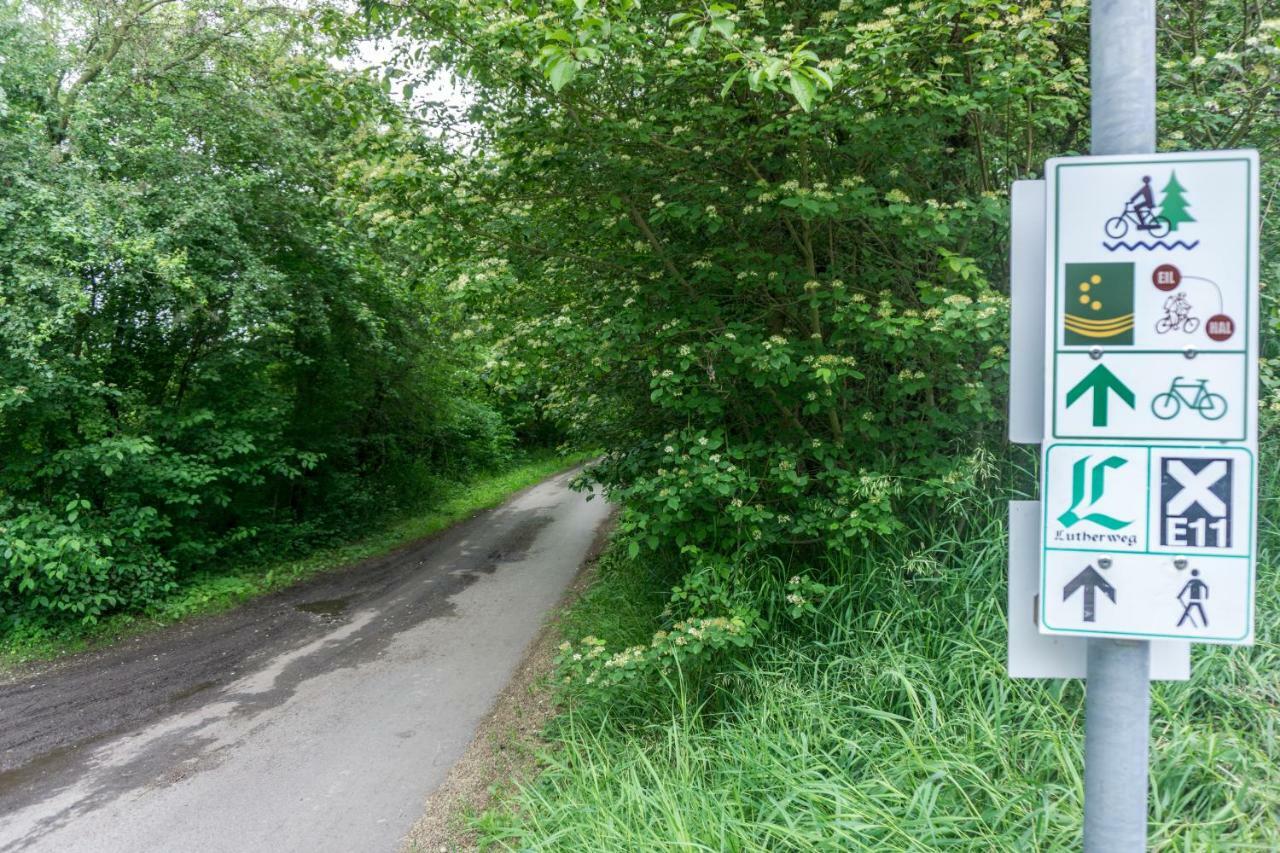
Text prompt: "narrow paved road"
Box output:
[[0, 468, 612, 853]]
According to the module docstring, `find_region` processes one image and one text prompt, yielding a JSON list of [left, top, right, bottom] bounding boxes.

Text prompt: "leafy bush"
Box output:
[[0, 1, 531, 628], [366, 0, 1277, 570], [0, 498, 175, 623], [480, 455, 1280, 849], [360, 0, 1074, 568], [429, 396, 517, 476]]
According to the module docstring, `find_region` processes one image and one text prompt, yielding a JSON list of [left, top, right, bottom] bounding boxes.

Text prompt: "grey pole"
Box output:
[[1085, 1, 1155, 850]]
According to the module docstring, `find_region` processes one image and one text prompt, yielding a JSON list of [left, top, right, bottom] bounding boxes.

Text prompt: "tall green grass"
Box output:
[[475, 456, 1280, 850]]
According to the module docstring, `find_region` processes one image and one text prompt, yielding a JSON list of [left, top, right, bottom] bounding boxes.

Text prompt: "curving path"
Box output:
[[0, 468, 612, 853]]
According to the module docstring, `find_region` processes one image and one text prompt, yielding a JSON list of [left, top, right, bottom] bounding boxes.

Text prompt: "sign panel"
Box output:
[[1043, 151, 1259, 443], [1009, 180, 1047, 445], [1039, 150, 1259, 645], [1040, 443, 1255, 643]]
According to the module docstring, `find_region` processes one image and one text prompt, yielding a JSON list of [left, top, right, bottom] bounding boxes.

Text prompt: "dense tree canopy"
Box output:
[[0, 0, 523, 625], [344, 0, 1278, 640], [359, 3, 1267, 535], [3, 0, 1276, 634]]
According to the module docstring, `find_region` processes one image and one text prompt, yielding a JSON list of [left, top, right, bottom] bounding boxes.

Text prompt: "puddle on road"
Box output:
[[167, 680, 217, 704], [0, 738, 95, 803], [294, 596, 353, 620]]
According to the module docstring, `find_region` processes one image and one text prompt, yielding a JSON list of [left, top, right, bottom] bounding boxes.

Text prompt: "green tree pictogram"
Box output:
[[1159, 171, 1195, 231]]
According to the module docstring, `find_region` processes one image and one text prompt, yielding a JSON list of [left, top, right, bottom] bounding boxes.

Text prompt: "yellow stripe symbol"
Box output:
[[1064, 312, 1134, 338]]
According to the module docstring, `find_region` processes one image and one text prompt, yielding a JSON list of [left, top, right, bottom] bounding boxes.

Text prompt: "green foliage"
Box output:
[[1, 449, 591, 665], [0, 0, 530, 629], [554, 553, 833, 710], [359, 0, 1278, 573], [477, 452, 1280, 849], [555, 547, 761, 708], [359, 0, 1086, 568]]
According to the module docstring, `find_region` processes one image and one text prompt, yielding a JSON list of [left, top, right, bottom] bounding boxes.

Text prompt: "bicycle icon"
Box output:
[[1156, 312, 1199, 334], [1105, 202, 1172, 239], [1155, 293, 1200, 334], [1151, 377, 1227, 421]]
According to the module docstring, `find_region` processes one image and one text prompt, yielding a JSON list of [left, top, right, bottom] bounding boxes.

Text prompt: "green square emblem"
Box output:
[[1063, 262, 1134, 345]]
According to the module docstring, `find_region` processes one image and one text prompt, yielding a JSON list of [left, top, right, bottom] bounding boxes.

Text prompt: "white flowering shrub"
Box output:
[[553, 548, 834, 702], [356, 0, 1278, 589]]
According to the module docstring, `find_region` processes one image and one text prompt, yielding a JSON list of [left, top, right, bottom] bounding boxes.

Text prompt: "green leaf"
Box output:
[[789, 71, 816, 111], [720, 68, 743, 99], [806, 66, 834, 90], [549, 56, 580, 92]]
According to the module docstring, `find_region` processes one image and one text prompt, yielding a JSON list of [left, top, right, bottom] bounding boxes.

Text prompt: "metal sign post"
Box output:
[[1085, 6, 1157, 835], [1086, 3, 1155, 849], [1010, 1, 1261, 849]]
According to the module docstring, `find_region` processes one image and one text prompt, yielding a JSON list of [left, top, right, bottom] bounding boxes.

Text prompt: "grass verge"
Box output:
[[471, 478, 1279, 849], [1, 450, 595, 670]]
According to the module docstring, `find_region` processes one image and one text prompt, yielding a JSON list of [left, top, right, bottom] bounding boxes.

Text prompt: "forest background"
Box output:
[[0, 0, 562, 636]]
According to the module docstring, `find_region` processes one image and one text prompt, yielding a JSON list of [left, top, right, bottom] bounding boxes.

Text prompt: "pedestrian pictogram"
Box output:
[[1161, 458, 1232, 548], [1150, 377, 1227, 421], [1063, 263, 1134, 343], [1066, 364, 1135, 427], [1063, 562, 1116, 623], [1176, 569, 1209, 628], [1058, 455, 1132, 530]]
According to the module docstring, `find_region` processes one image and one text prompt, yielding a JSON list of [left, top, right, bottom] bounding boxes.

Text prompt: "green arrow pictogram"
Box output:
[[1066, 364, 1135, 427]]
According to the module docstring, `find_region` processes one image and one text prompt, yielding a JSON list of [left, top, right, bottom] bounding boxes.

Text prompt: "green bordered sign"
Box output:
[[1040, 443, 1255, 643], [1039, 151, 1259, 645]]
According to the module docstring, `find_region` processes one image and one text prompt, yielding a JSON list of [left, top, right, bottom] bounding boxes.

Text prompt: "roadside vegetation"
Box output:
[[0, 449, 591, 665], [0, 1, 570, 646], [472, 461, 1279, 849], [353, 0, 1280, 849], [4, 0, 1280, 847]]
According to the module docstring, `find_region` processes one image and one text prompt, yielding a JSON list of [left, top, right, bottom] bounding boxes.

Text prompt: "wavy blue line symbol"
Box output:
[[1102, 239, 1201, 252]]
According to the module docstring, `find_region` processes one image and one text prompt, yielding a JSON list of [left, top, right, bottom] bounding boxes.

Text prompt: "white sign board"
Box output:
[[1009, 180, 1047, 445], [1038, 150, 1259, 645]]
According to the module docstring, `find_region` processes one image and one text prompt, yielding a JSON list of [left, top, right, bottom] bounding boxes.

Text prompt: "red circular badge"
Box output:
[[1152, 264, 1181, 291], [1205, 314, 1236, 342]]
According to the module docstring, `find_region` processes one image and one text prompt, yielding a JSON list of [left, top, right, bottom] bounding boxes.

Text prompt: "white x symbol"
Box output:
[[1166, 460, 1228, 517]]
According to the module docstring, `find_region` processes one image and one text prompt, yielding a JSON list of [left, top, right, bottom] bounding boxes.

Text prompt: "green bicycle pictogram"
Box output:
[[1151, 377, 1227, 421]]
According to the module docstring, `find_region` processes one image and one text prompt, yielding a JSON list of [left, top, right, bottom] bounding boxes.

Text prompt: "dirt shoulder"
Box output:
[[402, 512, 615, 853]]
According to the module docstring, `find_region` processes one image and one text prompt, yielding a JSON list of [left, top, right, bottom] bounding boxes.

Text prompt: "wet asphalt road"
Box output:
[[0, 468, 612, 852]]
